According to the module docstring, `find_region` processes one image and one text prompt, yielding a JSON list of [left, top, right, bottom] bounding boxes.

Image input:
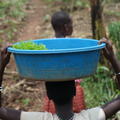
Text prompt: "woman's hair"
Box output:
[[45, 81, 76, 105], [51, 11, 72, 31]]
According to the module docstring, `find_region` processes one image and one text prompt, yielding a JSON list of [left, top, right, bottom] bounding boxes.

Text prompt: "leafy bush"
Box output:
[[108, 22, 120, 59], [0, 0, 28, 42], [44, 0, 89, 11], [105, 11, 120, 17], [21, 98, 30, 105], [104, 0, 120, 3], [81, 65, 119, 108], [0, 0, 27, 19]]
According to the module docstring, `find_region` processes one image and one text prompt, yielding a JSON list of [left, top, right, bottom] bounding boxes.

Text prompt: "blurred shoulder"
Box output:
[[21, 111, 54, 120], [75, 107, 105, 120]]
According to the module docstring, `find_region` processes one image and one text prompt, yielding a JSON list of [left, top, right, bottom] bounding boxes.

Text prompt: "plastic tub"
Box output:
[[8, 38, 105, 81]]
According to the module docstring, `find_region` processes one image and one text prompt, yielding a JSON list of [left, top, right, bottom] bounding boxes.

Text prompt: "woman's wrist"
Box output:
[[0, 107, 7, 119], [108, 53, 116, 63], [110, 56, 120, 73], [0, 63, 6, 72], [0, 65, 5, 80], [115, 72, 120, 77]]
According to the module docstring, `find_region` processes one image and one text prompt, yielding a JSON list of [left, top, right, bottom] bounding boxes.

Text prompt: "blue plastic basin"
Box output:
[[8, 38, 105, 81]]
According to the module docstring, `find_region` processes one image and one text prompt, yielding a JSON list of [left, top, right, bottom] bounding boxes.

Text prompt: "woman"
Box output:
[[0, 38, 120, 120]]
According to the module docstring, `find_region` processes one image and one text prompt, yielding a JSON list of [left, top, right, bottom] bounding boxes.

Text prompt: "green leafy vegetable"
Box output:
[[12, 41, 48, 50]]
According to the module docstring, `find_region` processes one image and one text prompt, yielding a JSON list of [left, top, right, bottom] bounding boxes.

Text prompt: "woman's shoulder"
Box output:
[[74, 107, 105, 120], [21, 111, 54, 120]]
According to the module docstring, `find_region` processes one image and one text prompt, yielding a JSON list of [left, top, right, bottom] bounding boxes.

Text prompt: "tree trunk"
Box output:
[[89, 0, 120, 89], [89, 0, 107, 40], [89, 0, 107, 64]]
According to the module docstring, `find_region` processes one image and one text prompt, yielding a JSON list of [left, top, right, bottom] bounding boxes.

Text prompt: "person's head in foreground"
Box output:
[[51, 11, 73, 38], [45, 80, 76, 119], [45, 80, 107, 120], [45, 80, 76, 106]]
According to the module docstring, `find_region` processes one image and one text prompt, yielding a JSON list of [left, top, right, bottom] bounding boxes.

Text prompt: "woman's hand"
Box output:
[[99, 38, 120, 76], [0, 47, 11, 69], [99, 38, 115, 61]]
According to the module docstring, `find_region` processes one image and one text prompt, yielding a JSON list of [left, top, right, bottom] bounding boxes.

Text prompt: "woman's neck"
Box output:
[[55, 101, 74, 120], [55, 32, 66, 38]]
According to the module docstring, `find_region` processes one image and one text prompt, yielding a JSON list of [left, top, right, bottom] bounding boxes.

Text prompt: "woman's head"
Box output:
[[51, 11, 73, 37], [45, 81, 76, 105]]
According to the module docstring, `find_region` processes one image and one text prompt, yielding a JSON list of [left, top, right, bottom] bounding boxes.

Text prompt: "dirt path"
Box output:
[[17, 0, 48, 41]]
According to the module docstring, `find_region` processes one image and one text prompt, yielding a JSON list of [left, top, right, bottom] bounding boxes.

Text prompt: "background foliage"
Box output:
[[108, 22, 120, 59], [81, 65, 119, 108], [0, 0, 28, 42]]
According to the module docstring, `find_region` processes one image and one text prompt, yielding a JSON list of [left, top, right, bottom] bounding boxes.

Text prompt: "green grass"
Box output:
[[0, 0, 27, 19], [21, 98, 31, 106], [105, 11, 120, 17], [104, 0, 120, 3], [0, 0, 28, 43], [108, 22, 120, 59], [81, 65, 119, 108], [44, 0, 89, 9]]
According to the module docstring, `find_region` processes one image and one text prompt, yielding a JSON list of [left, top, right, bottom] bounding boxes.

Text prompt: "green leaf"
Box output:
[[98, 66, 110, 72], [21, 98, 30, 105]]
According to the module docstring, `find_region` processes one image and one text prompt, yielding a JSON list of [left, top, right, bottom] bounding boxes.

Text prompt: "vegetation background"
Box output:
[[0, 0, 120, 119]]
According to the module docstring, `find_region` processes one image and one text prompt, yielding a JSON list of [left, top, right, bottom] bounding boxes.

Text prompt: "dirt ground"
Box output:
[[2, 0, 120, 111]]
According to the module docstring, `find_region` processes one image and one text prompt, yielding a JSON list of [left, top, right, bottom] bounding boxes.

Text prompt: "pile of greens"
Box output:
[[12, 41, 48, 50]]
